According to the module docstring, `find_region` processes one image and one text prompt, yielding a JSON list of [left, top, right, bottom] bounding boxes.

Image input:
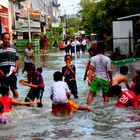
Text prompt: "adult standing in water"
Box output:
[[0, 32, 19, 98], [86, 41, 112, 105]]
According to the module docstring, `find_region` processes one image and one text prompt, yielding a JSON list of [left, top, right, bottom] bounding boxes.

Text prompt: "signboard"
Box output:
[[21, 10, 40, 16]]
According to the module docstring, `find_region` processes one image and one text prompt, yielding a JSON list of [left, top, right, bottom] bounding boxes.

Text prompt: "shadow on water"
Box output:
[[0, 48, 140, 139]]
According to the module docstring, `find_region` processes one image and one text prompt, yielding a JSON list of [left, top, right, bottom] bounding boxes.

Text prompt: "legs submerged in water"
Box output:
[[86, 91, 96, 105]]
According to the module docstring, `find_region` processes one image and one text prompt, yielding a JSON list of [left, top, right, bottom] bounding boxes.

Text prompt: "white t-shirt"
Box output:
[[71, 41, 76, 47], [75, 40, 80, 46], [24, 48, 34, 63], [81, 39, 87, 45], [50, 81, 70, 105], [90, 54, 112, 80]]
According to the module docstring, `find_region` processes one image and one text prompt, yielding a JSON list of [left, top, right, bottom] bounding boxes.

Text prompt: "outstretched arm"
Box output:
[[19, 80, 38, 88], [11, 98, 40, 105], [124, 79, 131, 90]]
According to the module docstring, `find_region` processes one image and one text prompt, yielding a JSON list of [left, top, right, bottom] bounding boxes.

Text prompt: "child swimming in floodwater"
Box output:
[[0, 85, 40, 113], [108, 66, 131, 97], [50, 71, 72, 116]]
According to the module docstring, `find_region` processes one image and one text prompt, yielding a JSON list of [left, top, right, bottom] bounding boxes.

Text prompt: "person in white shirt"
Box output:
[[64, 37, 70, 55], [50, 71, 72, 116], [70, 38, 76, 56], [75, 38, 81, 57], [22, 42, 34, 74], [81, 36, 87, 58]]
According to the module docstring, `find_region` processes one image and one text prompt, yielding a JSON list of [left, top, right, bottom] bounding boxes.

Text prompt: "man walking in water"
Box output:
[[87, 41, 112, 105]]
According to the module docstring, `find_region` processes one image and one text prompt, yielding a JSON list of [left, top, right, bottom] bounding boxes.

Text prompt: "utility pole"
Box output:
[[28, 0, 31, 42]]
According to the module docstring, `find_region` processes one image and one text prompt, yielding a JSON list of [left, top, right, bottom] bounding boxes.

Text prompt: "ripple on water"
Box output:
[[1, 51, 140, 139]]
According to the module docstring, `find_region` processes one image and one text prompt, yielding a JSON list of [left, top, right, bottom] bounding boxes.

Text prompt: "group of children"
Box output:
[[84, 41, 140, 111], [0, 40, 140, 125]]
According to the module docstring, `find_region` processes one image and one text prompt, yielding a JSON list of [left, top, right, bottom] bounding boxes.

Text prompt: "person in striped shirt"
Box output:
[[0, 32, 19, 98]]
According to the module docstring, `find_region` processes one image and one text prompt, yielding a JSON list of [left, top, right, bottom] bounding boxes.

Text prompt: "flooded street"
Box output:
[[0, 49, 140, 140]]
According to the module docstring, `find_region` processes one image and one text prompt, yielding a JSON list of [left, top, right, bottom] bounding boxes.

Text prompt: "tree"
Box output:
[[80, 0, 140, 39]]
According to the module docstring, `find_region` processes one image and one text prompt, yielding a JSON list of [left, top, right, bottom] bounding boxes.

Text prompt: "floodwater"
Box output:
[[0, 49, 140, 140]]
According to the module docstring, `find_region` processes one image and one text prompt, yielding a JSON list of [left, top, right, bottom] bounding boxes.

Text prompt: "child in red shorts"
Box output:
[[50, 71, 72, 116]]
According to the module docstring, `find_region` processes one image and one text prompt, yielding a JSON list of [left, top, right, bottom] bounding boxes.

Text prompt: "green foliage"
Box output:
[[65, 18, 82, 36], [80, 0, 140, 37], [46, 27, 63, 49]]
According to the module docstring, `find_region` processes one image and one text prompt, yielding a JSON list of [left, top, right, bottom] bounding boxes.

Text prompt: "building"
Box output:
[[0, 4, 9, 35], [113, 13, 140, 55]]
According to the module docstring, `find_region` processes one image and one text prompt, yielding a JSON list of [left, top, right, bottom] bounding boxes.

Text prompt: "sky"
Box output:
[[60, 0, 81, 15], [0, 0, 8, 7]]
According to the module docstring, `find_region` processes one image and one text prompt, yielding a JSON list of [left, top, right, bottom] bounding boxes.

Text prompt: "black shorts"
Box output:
[[0, 74, 17, 92], [25, 87, 44, 101], [76, 45, 80, 53], [108, 85, 122, 97], [67, 80, 78, 95], [81, 45, 86, 52], [24, 62, 33, 72]]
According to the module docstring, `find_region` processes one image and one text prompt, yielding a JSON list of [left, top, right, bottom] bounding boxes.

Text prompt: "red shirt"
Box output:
[[0, 96, 12, 112], [116, 90, 139, 108]]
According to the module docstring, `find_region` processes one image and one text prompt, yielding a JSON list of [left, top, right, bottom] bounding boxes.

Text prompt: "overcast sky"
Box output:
[[0, 0, 8, 7], [60, 0, 81, 15]]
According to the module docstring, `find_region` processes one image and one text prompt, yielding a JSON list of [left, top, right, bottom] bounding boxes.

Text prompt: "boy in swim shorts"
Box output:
[[86, 41, 112, 105]]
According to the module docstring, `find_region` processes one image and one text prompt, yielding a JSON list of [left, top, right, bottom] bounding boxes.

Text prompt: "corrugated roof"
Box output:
[[117, 13, 140, 20]]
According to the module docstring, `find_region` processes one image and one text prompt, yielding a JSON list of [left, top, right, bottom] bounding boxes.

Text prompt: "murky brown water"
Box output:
[[0, 48, 140, 140]]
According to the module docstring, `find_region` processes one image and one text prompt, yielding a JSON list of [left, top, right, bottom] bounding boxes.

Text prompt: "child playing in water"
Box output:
[[116, 70, 140, 110], [0, 85, 40, 113], [108, 66, 131, 97], [83, 47, 97, 85], [62, 54, 78, 99], [0, 101, 9, 124], [22, 42, 34, 74], [86, 42, 112, 105], [36, 67, 45, 107], [50, 71, 72, 116], [19, 64, 44, 107]]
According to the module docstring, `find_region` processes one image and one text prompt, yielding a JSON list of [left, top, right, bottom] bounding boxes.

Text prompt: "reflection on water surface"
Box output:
[[0, 49, 140, 140]]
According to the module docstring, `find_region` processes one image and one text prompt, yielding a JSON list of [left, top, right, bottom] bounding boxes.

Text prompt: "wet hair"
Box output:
[[0, 101, 4, 112], [53, 71, 63, 81], [133, 70, 140, 95], [120, 66, 128, 75], [37, 67, 43, 73], [0, 85, 9, 96], [64, 54, 72, 61], [97, 41, 106, 53], [1, 32, 10, 39]]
